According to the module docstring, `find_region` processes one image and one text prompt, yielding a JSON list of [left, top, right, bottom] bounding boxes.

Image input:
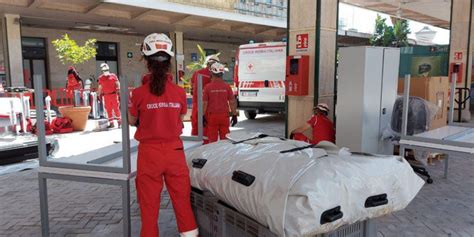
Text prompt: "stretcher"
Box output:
[[186, 132, 424, 237]]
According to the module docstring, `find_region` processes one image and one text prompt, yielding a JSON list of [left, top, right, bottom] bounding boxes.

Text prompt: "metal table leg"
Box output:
[[38, 173, 50, 237], [444, 154, 449, 179], [122, 180, 131, 237]]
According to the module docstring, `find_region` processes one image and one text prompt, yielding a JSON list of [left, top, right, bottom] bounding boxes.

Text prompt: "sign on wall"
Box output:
[[127, 52, 133, 58], [296, 33, 309, 52], [454, 51, 463, 61]]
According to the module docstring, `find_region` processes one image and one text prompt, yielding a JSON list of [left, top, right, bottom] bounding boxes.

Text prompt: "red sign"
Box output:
[[454, 51, 463, 60], [296, 34, 309, 50]]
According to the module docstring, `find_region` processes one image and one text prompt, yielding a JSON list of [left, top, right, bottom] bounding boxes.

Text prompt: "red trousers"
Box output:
[[103, 94, 121, 122], [207, 113, 230, 143], [292, 132, 311, 143], [136, 140, 197, 237], [191, 104, 208, 143]]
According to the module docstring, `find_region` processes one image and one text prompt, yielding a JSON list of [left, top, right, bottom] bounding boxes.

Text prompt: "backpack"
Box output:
[[51, 117, 74, 134]]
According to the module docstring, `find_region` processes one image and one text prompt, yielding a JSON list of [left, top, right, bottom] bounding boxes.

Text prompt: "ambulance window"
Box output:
[[290, 59, 299, 75]]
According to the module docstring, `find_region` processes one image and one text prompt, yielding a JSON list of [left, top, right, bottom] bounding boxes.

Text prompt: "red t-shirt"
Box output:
[[98, 73, 119, 94], [129, 81, 187, 143], [307, 114, 336, 144], [66, 74, 81, 91], [191, 68, 212, 103], [141, 73, 173, 85], [203, 79, 234, 114]]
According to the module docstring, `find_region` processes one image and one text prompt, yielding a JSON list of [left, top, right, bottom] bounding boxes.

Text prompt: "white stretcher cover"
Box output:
[[186, 132, 424, 237]]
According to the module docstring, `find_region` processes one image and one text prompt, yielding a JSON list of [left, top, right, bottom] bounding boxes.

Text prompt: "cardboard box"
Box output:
[[398, 76, 449, 130]]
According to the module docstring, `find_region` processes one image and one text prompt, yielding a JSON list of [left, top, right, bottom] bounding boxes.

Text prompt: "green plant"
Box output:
[[393, 19, 411, 47], [182, 44, 220, 84], [52, 34, 97, 65], [370, 15, 410, 47]]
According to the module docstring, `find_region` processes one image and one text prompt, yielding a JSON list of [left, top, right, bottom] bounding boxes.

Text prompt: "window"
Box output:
[[96, 42, 118, 61], [95, 41, 119, 76]]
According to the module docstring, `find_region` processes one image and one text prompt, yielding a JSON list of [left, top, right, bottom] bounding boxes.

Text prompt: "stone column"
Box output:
[[449, 0, 472, 119], [2, 14, 23, 87], [286, 0, 338, 136]]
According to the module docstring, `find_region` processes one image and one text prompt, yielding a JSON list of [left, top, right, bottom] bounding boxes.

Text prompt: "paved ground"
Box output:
[[1, 114, 473, 236]]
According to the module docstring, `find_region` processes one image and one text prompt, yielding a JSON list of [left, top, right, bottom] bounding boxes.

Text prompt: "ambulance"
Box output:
[[234, 42, 286, 119]]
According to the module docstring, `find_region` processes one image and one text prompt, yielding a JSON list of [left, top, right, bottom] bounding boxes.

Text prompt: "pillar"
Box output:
[[286, 0, 338, 136], [2, 14, 23, 87], [170, 31, 184, 85], [449, 0, 472, 119]]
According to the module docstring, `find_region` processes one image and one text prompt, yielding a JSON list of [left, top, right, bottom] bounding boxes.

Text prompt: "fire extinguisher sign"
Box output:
[[296, 33, 309, 51]]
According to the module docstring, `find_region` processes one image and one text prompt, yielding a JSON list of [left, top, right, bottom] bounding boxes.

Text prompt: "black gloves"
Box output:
[[231, 115, 238, 127], [203, 116, 207, 127]]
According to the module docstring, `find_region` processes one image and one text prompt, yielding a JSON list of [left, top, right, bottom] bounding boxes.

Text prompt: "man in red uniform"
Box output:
[[290, 103, 336, 144], [191, 54, 220, 140], [203, 62, 238, 143], [97, 63, 121, 128]]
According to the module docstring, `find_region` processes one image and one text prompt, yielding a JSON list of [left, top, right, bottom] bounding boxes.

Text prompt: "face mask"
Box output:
[[103, 70, 110, 76]]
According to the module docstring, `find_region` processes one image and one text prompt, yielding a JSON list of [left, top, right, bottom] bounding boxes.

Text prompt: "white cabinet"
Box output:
[[336, 46, 400, 155]]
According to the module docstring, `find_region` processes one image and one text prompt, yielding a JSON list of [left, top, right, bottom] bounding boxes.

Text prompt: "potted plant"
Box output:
[[181, 44, 220, 92], [51, 34, 97, 131]]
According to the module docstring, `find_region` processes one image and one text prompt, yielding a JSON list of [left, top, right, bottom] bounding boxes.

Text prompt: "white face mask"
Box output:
[[103, 70, 110, 76]]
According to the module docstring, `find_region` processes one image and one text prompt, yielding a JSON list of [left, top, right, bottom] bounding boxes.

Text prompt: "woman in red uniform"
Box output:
[[128, 33, 198, 237], [65, 66, 83, 96]]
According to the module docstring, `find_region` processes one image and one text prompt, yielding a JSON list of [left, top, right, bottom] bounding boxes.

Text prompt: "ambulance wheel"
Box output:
[[426, 178, 433, 184], [244, 110, 257, 120]]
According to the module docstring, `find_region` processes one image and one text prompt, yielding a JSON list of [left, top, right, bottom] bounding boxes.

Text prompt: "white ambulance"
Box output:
[[234, 42, 286, 119]]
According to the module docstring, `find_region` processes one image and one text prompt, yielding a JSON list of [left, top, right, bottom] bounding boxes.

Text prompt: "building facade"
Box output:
[[0, 0, 287, 89]]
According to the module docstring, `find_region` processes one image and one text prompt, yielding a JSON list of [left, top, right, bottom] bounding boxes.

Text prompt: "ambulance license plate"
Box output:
[[241, 91, 257, 97]]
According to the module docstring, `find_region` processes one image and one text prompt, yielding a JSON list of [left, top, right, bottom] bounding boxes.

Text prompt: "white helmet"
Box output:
[[210, 62, 226, 75], [205, 54, 220, 65], [141, 33, 174, 57], [315, 103, 330, 113], [100, 63, 110, 71]]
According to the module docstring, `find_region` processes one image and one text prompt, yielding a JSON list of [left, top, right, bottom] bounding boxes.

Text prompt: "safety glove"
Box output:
[[231, 115, 238, 127]]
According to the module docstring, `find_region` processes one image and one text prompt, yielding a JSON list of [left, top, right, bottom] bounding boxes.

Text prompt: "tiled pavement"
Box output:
[[1, 115, 473, 236]]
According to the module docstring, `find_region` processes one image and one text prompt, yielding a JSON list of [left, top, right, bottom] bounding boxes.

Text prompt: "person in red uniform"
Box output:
[[290, 103, 336, 144], [65, 66, 83, 96], [203, 62, 238, 143], [128, 33, 198, 237], [98, 63, 121, 128], [191, 54, 220, 141]]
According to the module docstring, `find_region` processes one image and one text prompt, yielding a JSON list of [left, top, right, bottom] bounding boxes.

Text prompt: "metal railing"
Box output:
[[169, 0, 287, 20]]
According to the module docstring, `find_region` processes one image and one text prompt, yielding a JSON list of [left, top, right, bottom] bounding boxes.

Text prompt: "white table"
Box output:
[[399, 125, 474, 178]]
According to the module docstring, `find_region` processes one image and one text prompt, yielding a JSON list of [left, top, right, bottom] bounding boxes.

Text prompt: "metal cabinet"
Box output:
[[336, 46, 400, 155]]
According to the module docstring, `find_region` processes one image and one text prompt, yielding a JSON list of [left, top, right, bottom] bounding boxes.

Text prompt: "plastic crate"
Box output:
[[324, 219, 376, 237], [192, 189, 376, 237], [190, 189, 221, 237]]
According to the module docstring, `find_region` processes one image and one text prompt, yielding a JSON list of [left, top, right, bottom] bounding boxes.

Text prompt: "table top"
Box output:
[[414, 125, 474, 144], [48, 139, 202, 171], [400, 125, 474, 154]]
